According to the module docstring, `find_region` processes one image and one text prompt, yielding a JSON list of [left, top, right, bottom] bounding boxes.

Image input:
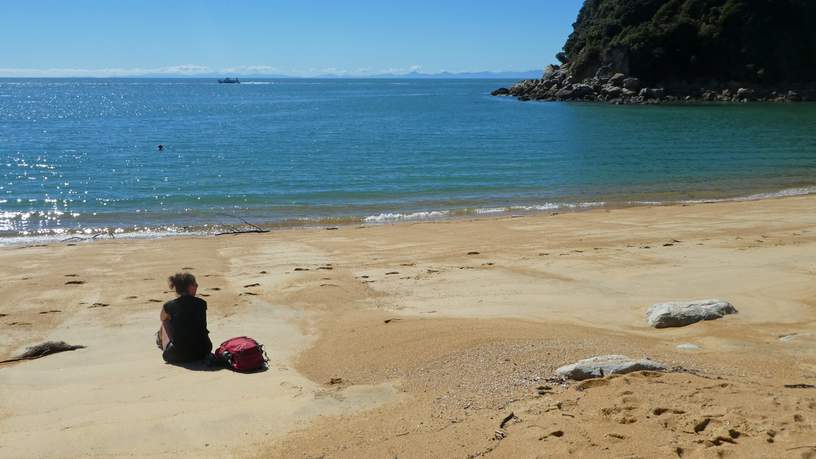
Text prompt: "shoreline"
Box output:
[[4, 183, 816, 247], [2, 194, 816, 457]]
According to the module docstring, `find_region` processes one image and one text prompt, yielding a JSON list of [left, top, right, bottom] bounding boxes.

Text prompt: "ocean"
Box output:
[[2, 78, 816, 242]]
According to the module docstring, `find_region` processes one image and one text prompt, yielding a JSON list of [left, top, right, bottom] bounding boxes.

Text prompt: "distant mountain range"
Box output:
[[315, 70, 543, 79], [78, 70, 543, 80]]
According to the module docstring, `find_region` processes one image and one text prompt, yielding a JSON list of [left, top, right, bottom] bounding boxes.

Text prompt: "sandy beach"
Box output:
[[1, 196, 815, 458]]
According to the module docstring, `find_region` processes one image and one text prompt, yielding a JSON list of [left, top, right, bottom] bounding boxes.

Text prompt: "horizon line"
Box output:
[[0, 65, 542, 79]]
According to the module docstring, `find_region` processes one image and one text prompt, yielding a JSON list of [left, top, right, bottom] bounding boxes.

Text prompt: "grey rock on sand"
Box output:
[[556, 355, 667, 381], [647, 299, 738, 328]]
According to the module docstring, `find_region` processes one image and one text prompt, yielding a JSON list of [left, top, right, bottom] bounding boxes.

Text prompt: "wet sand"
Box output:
[[1, 196, 815, 458]]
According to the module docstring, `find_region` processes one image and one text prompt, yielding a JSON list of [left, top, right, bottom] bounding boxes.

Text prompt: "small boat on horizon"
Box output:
[[218, 78, 240, 84]]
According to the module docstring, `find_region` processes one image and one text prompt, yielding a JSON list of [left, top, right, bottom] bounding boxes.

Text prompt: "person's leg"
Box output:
[[162, 342, 183, 363], [159, 321, 172, 351]]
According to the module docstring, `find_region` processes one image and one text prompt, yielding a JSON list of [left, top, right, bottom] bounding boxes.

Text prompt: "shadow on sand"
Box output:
[[166, 355, 269, 373]]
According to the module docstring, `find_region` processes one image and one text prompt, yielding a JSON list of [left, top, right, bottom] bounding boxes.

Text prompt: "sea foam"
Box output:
[[364, 210, 450, 223]]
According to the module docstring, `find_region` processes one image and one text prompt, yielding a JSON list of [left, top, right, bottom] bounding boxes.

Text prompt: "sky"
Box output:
[[0, 0, 584, 77]]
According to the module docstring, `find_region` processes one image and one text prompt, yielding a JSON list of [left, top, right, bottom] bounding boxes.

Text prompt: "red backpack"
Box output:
[[214, 336, 268, 372]]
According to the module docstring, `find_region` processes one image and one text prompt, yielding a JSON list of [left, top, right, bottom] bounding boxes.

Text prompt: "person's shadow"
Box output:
[[168, 359, 223, 372], [166, 354, 268, 373]]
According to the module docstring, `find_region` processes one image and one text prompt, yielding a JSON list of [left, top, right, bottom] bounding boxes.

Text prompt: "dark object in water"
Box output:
[[0, 341, 86, 364], [157, 144, 164, 151], [218, 78, 240, 84]]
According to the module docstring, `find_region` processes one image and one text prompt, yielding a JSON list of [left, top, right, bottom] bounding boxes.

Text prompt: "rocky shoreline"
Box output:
[[493, 65, 815, 104]]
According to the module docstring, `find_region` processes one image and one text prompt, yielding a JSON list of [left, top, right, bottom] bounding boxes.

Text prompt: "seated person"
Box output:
[[157, 273, 212, 363]]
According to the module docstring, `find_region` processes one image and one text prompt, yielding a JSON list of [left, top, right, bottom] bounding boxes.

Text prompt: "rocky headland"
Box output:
[[494, 0, 816, 104]]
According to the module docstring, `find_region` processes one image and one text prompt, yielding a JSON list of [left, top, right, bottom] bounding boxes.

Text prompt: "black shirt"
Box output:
[[163, 295, 212, 359]]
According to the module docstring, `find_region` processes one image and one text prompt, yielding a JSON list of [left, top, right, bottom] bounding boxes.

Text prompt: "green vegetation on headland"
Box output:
[[494, 0, 816, 103]]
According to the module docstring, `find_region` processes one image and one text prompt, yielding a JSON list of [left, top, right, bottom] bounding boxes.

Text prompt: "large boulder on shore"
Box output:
[[601, 84, 623, 97], [543, 64, 561, 79], [491, 87, 510, 96], [557, 355, 667, 381], [608, 73, 626, 87], [571, 83, 595, 98], [639, 87, 665, 99], [623, 77, 642, 91], [646, 299, 738, 328]]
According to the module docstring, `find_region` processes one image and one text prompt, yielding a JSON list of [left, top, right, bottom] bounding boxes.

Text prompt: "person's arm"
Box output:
[[158, 303, 173, 350]]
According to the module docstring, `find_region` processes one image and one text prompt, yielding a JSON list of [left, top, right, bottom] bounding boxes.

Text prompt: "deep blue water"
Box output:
[[2, 78, 816, 241]]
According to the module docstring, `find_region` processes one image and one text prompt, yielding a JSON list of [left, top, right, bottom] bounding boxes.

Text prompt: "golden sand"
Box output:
[[1, 197, 815, 458]]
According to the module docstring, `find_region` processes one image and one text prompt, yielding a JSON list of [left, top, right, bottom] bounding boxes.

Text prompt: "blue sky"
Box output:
[[0, 0, 583, 77]]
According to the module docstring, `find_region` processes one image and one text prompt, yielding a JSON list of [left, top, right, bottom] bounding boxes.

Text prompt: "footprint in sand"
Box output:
[[200, 293, 210, 297], [317, 266, 333, 270], [64, 274, 79, 277], [259, 270, 267, 274], [8, 322, 32, 326], [467, 251, 480, 255], [125, 296, 138, 299], [385, 271, 399, 275], [0, 314, 7, 318], [538, 430, 565, 441], [89, 303, 110, 309], [242, 292, 258, 296], [148, 299, 162, 303], [293, 267, 310, 272], [65, 280, 85, 285], [243, 283, 260, 288], [182, 267, 194, 270], [652, 407, 686, 416], [38, 310, 62, 314], [209, 287, 221, 291]]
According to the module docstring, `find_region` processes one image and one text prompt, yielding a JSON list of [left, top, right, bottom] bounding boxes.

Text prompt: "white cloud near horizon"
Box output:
[[0, 63, 537, 78], [0, 64, 213, 77]]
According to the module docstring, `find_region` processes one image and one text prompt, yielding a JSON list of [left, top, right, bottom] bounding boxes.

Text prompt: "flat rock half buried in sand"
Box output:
[[556, 355, 667, 381], [646, 299, 737, 328]]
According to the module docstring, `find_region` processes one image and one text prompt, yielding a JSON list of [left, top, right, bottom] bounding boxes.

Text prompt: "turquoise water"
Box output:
[[2, 78, 816, 241]]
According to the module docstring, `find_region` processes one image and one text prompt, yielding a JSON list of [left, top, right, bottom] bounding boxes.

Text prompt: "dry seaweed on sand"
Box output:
[[0, 341, 86, 364]]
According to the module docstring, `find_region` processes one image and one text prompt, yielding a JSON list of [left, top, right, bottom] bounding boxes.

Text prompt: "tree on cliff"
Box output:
[[561, 0, 816, 84]]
